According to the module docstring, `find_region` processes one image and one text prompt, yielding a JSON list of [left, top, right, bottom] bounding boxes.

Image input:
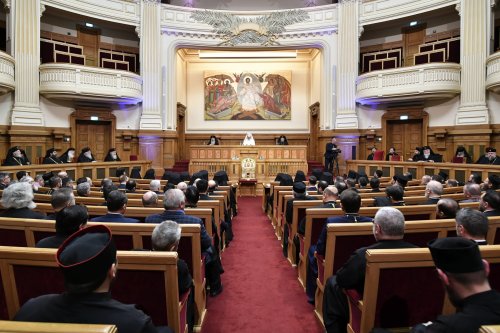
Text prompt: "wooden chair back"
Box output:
[[0, 321, 117, 333]]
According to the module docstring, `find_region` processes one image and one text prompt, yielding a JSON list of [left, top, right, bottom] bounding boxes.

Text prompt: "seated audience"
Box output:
[[392, 174, 408, 188], [306, 190, 373, 303], [358, 176, 368, 189], [104, 148, 121, 162], [317, 180, 329, 194], [184, 186, 200, 208], [483, 174, 500, 190], [77, 147, 96, 163], [480, 190, 500, 217], [307, 175, 318, 191], [446, 179, 459, 187], [46, 188, 75, 220], [14, 225, 171, 333], [196, 179, 211, 200], [126, 180, 137, 193], [76, 182, 91, 197], [277, 135, 288, 145], [143, 168, 156, 180], [298, 186, 339, 236], [322, 207, 417, 333], [294, 170, 307, 183], [60, 148, 76, 163], [385, 147, 399, 161], [150, 179, 162, 194], [58, 171, 68, 179], [118, 174, 129, 189], [425, 180, 443, 204], [0, 172, 11, 189], [62, 177, 74, 189], [177, 181, 188, 192], [242, 132, 255, 146], [16, 170, 27, 181], [369, 177, 381, 192], [373, 169, 383, 178], [476, 147, 500, 165], [461, 183, 481, 202], [409, 238, 500, 333], [334, 180, 347, 195], [100, 178, 113, 191], [163, 183, 175, 192], [374, 185, 405, 207], [432, 174, 445, 184], [403, 171, 413, 181], [207, 135, 219, 145], [142, 191, 159, 208], [436, 198, 460, 219], [207, 179, 217, 194], [43, 148, 63, 164], [468, 172, 482, 185], [36, 205, 88, 248], [90, 190, 139, 223], [453, 146, 472, 163], [0, 182, 45, 219], [2, 146, 30, 166], [421, 175, 431, 185], [367, 147, 376, 160], [455, 208, 488, 245], [33, 174, 45, 192], [151, 220, 194, 330], [46, 176, 62, 195], [76, 177, 88, 185], [145, 189, 223, 297]]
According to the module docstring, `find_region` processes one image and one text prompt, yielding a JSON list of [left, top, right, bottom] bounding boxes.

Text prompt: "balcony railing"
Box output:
[[0, 51, 15, 95], [486, 52, 500, 93], [39, 63, 142, 104], [356, 63, 461, 105]]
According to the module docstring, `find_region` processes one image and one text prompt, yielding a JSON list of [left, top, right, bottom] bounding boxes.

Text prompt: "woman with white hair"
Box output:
[[0, 182, 45, 219], [242, 132, 255, 146]]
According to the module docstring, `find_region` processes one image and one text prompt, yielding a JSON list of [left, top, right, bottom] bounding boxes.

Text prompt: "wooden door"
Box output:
[[403, 24, 426, 66], [387, 119, 423, 160], [77, 25, 100, 67], [76, 120, 111, 161]]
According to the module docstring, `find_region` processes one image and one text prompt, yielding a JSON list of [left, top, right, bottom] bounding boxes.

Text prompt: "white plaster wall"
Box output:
[[424, 96, 459, 126], [113, 103, 142, 129], [0, 92, 13, 125], [357, 104, 385, 129], [167, 0, 332, 11], [176, 53, 187, 106], [184, 59, 310, 133], [39, 97, 74, 127], [310, 50, 321, 106], [486, 92, 500, 124]]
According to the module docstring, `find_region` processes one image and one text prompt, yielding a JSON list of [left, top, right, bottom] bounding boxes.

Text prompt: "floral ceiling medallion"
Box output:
[[190, 9, 309, 46]]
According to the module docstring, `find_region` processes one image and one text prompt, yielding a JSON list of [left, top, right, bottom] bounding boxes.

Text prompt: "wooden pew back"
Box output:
[[0, 321, 117, 333]]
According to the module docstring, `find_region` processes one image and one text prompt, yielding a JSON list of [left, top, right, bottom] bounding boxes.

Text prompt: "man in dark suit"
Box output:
[[306, 189, 373, 303], [369, 177, 381, 192], [145, 189, 223, 297], [283, 182, 315, 257], [0, 172, 11, 189], [324, 137, 340, 173], [15, 225, 171, 333], [480, 190, 500, 217], [424, 180, 443, 205], [90, 190, 139, 223], [46, 188, 75, 220], [118, 174, 128, 189], [476, 147, 500, 165], [322, 207, 417, 333], [436, 198, 460, 219], [455, 208, 488, 245], [36, 205, 88, 248], [298, 186, 339, 236], [409, 238, 500, 333], [374, 185, 405, 207]]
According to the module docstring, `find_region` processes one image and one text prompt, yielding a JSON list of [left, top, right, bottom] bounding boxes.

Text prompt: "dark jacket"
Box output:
[[43, 156, 63, 164], [90, 213, 140, 223], [0, 207, 46, 219], [476, 156, 500, 165]]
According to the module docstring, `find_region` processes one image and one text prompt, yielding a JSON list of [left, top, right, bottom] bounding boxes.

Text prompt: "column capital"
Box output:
[[135, 26, 141, 38], [40, 3, 46, 17], [358, 25, 364, 38], [455, 2, 461, 16]]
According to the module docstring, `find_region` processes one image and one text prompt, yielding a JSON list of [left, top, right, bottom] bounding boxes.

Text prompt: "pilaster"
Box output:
[[335, 0, 359, 129], [10, 0, 44, 126], [139, 0, 163, 130], [456, 0, 490, 125]]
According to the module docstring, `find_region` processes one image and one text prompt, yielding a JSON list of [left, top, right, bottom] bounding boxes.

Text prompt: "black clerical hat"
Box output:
[[57, 225, 117, 293], [486, 147, 497, 153], [292, 182, 306, 194], [428, 238, 483, 274], [393, 174, 408, 187]]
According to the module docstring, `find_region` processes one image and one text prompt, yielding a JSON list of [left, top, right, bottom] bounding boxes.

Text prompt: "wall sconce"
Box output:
[[63, 136, 71, 142]]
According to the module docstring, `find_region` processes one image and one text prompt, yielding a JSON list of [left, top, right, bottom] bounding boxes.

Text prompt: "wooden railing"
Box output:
[[345, 160, 499, 184], [0, 160, 151, 181]]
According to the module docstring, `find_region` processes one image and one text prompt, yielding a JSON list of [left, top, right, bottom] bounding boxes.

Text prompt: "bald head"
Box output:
[[142, 191, 158, 207], [177, 181, 188, 192]]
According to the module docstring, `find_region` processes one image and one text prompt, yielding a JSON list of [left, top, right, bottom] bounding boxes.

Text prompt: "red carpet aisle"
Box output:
[[201, 197, 324, 333]]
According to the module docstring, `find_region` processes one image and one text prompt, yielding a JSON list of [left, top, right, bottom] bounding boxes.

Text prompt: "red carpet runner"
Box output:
[[201, 197, 324, 333]]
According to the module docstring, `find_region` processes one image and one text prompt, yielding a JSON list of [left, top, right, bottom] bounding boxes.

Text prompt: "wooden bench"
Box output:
[[347, 245, 500, 333], [0, 246, 188, 333], [0, 218, 207, 331], [0, 320, 117, 333], [480, 326, 500, 333]]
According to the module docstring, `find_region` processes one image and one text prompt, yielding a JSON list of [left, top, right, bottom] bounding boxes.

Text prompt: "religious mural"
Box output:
[[204, 71, 291, 120]]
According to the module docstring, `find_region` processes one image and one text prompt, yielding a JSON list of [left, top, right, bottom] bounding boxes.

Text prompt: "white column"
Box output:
[[455, 0, 490, 125], [10, 0, 44, 126], [139, 0, 163, 129], [335, 0, 360, 129]]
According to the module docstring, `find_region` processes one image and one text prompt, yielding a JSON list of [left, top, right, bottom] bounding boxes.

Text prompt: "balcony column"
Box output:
[[335, 0, 360, 129], [10, 0, 44, 126], [139, 0, 163, 129], [455, 0, 490, 125]]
